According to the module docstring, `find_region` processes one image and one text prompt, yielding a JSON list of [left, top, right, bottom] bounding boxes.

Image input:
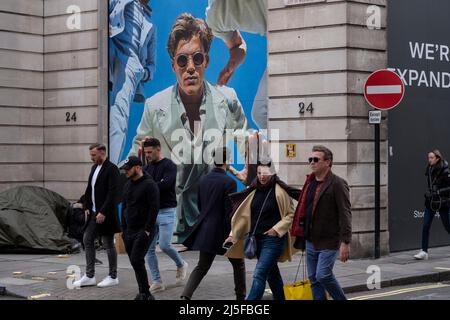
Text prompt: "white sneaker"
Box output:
[[176, 261, 188, 283], [97, 276, 119, 288], [150, 282, 165, 293], [414, 250, 429, 260], [73, 274, 96, 287]]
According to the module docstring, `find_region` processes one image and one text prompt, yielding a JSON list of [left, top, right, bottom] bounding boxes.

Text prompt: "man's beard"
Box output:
[[129, 171, 138, 180]]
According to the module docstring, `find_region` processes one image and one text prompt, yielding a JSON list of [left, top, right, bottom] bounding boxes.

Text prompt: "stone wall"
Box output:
[[0, 0, 389, 257], [0, 0, 105, 201], [267, 0, 388, 258], [0, 0, 45, 192], [42, 0, 102, 201]]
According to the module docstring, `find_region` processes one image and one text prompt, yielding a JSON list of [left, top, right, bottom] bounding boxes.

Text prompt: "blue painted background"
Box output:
[[109, 0, 266, 189]]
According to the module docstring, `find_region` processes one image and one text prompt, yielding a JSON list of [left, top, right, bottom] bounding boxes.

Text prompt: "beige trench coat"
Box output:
[[225, 183, 298, 262]]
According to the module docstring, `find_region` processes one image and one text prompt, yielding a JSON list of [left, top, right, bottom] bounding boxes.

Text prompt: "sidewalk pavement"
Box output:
[[1, 245, 450, 300]]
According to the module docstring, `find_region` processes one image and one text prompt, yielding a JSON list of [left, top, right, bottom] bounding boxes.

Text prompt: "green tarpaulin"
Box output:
[[0, 186, 75, 253]]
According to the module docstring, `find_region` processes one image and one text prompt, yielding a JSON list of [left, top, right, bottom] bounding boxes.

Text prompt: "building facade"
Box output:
[[3, 0, 448, 258]]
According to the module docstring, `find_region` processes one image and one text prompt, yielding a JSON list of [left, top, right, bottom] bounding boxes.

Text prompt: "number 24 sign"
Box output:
[[298, 102, 313, 115]]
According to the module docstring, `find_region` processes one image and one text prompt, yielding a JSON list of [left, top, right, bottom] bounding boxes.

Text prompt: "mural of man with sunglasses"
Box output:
[[128, 13, 249, 243], [109, 0, 156, 164]]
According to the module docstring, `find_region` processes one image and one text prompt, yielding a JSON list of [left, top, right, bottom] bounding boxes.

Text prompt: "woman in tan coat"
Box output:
[[224, 162, 298, 300]]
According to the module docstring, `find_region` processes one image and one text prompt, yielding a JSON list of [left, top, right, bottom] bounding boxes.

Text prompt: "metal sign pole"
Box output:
[[375, 122, 381, 259], [365, 69, 405, 259]]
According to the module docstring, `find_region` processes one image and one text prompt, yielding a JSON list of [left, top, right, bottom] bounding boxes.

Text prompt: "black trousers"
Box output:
[[83, 213, 117, 278], [422, 208, 450, 251], [182, 251, 246, 300], [123, 230, 153, 294]]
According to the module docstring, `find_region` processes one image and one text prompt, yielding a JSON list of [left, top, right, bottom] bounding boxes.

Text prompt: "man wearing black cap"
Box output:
[[121, 156, 160, 300]]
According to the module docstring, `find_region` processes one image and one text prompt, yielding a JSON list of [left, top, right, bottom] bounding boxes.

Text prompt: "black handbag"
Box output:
[[244, 188, 273, 259]]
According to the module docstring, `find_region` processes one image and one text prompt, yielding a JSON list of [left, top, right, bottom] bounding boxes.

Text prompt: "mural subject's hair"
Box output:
[[167, 13, 214, 59]]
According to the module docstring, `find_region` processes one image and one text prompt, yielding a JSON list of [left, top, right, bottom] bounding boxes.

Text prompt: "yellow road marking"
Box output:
[[28, 293, 51, 300], [351, 284, 449, 300], [435, 267, 450, 271], [350, 283, 450, 300]]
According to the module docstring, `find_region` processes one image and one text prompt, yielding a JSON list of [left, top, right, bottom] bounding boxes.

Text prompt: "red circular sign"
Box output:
[[364, 69, 405, 110]]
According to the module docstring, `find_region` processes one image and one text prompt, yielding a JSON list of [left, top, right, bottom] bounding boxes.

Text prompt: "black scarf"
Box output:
[[228, 175, 301, 218]]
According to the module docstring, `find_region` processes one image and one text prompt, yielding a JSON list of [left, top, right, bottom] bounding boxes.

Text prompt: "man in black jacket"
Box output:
[[181, 147, 246, 300], [74, 143, 121, 288], [121, 156, 160, 300], [143, 138, 188, 293]]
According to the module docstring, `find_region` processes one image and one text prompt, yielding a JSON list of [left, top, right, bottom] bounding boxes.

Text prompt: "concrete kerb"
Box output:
[[343, 270, 450, 295], [0, 286, 28, 300], [2, 247, 450, 300], [3, 273, 450, 300]]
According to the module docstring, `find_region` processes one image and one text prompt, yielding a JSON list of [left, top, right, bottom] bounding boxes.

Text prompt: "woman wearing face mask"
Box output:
[[223, 160, 299, 300], [414, 149, 450, 260]]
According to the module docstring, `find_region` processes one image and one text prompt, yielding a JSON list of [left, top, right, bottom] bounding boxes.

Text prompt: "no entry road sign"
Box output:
[[364, 69, 405, 259], [364, 69, 405, 110]]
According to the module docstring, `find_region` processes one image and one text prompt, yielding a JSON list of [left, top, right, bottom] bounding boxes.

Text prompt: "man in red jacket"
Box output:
[[291, 145, 351, 300]]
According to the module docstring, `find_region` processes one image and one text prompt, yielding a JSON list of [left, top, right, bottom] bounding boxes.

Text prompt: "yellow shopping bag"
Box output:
[[284, 280, 313, 300], [283, 252, 329, 300]]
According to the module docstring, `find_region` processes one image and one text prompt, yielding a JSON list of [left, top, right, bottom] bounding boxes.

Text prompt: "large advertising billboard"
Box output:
[[108, 0, 268, 242], [388, 0, 450, 251]]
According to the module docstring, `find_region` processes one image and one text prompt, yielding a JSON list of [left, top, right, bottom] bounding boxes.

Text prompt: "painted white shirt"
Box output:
[[206, 0, 267, 41], [91, 165, 102, 213]]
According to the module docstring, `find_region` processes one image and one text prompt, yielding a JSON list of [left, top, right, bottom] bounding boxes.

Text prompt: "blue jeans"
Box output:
[[109, 1, 149, 164], [306, 241, 346, 300], [146, 207, 184, 283], [247, 234, 287, 300], [422, 208, 450, 252]]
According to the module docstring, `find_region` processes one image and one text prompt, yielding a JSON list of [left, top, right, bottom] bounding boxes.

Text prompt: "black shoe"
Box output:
[[135, 293, 155, 300], [180, 295, 191, 300]]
